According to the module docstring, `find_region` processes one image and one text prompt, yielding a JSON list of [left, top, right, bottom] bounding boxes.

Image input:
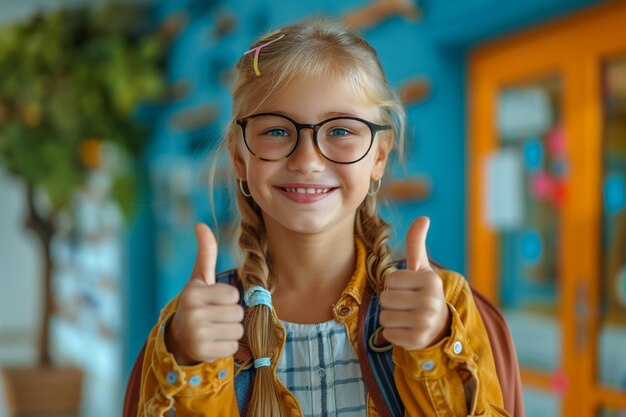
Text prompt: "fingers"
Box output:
[[171, 300, 244, 363], [381, 328, 432, 350], [380, 282, 446, 327], [379, 298, 449, 351], [200, 323, 245, 341], [186, 303, 244, 324], [384, 269, 440, 290], [379, 288, 421, 310], [379, 305, 441, 328], [183, 283, 241, 307], [405, 216, 430, 271], [192, 223, 218, 285], [196, 340, 240, 362]]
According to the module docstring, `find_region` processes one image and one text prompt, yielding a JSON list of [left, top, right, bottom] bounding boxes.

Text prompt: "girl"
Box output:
[[137, 17, 510, 417]]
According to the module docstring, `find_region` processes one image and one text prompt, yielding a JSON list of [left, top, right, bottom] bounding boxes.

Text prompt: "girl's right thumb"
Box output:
[[191, 223, 217, 286]]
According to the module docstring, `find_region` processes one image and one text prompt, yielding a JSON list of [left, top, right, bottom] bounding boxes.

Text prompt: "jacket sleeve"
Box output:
[[136, 296, 240, 417], [392, 271, 510, 417]]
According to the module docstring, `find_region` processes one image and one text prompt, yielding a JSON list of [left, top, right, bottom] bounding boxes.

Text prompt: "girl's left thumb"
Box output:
[[405, 216, 431, 271]]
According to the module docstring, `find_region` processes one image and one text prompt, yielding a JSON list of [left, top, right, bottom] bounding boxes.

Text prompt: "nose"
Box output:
[[286, 128, 326, 173]]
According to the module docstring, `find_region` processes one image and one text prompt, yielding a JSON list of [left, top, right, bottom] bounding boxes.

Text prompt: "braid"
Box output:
[[236, 190, 288, 417], [355, 194, 396, 294], [237, 192, 270, 289]]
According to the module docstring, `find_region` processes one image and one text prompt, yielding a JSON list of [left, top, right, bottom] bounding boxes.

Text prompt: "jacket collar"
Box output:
[[339, 237, 368, 306]]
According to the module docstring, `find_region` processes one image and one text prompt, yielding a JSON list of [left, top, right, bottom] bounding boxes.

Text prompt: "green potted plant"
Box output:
[[0, 2, 168, 413]]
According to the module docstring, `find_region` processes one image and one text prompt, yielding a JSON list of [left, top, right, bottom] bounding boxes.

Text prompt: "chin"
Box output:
[[261, 210, 330, 234], [282, 218, 332, 235]]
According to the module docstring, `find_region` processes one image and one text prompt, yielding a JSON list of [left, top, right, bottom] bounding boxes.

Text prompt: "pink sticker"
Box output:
[[550, 179, 567, 209], [547, 125, 566, 157], [531, 171, 553, 200], [551, 370, 568, 396]]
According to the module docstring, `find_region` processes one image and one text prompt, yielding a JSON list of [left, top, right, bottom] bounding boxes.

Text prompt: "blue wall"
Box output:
[[125, 0, 602, 373]]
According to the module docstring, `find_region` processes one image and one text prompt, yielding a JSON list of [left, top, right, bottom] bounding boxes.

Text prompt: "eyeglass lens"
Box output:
[[243, 114, 374, 163]]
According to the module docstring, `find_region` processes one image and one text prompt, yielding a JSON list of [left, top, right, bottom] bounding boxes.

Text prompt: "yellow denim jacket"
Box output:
[[137, 239, 510, 417]]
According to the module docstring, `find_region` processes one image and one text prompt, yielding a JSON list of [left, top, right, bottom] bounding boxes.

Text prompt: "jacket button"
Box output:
[[166, 371, 178, 384], [337, 305, 351, 316], [421, 361, 435, 371]]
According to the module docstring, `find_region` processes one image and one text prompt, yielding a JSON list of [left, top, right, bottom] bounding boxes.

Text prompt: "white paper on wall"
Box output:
[[505, 310, 560, 370], [599, 324, 626, 390], [483, 149, 524, 231], [498, 87, 552, 140]]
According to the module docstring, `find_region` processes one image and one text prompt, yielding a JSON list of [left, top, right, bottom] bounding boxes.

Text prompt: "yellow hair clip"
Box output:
[[243, 33, 285, 76]]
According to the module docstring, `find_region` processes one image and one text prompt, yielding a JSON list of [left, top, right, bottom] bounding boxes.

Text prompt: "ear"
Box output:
[[371, 135, 391, 180], [228, 135, 247, 179]]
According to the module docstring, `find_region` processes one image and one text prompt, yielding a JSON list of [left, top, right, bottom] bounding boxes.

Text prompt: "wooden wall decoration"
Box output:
[[397, 77, 431, 105], [212, 11, 238, 40], [164, 80, 191, 102], [169, 103, 219, 131], [379, 176, 431, 202], [157, 12, 188, 41], [343, 0, 421, 30]]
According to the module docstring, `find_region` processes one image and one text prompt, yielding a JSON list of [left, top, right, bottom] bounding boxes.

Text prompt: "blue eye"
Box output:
[[328, 128, 350, 136], [266, 128, 290, 137]]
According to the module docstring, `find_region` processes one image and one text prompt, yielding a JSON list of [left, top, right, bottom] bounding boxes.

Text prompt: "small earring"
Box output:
[[239, 179, 252, 198], [368, 178, 382, 196]]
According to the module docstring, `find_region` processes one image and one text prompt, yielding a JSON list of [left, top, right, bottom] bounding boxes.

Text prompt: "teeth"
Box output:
[[283, 187, 331, 194]]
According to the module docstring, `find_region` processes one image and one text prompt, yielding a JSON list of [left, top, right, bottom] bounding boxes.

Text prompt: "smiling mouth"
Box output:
[[279, 187, 335, 194]]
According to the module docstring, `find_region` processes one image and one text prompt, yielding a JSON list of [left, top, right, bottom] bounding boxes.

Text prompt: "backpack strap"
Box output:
[[225, 270, 406, 417], [355, 259, 449, 416], [234, 367, 255, 415], [215, 270, 254, 415], [357, 287, 405, 417]]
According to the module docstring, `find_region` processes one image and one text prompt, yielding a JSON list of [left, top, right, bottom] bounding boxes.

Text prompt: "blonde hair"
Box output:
[[222, 16, 406, 417]]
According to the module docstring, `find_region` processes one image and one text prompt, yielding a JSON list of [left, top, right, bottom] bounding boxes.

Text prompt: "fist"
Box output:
[[165, 223, 245, 365], [379, 217, 451, 351]]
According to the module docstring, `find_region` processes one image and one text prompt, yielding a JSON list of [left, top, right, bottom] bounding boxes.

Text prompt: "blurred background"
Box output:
[[0, 0, 625, 416]]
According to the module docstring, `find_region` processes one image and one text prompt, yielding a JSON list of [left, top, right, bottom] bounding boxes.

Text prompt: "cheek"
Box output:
[[244, 160, 276, 191], [342, 161, 376, 195]]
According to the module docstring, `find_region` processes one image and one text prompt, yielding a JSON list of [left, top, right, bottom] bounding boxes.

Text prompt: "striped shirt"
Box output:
[[276, 319, 367, 417]]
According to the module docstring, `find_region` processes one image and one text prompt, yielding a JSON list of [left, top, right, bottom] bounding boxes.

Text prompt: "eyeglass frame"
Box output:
[[235, 112, 392, 164]]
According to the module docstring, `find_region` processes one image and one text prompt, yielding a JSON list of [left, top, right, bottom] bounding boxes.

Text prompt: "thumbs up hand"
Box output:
[[379, 217, 451, 351], [165, 223, 245, 365]]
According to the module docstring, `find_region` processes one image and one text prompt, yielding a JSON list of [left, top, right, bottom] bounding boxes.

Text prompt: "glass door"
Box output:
[[598, 55, 626, 417], [493, 77, 566, 417], [469, 2, 626, 416]]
